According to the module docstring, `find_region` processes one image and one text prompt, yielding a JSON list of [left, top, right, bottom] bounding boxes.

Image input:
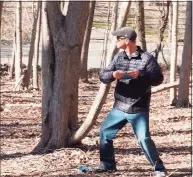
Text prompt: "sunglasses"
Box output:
[[116, 36, 127, 41]]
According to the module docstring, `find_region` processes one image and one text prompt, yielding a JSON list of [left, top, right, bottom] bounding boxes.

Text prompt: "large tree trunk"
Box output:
[[169, 2, 178, 105], [33, 2, 89, 153], [23, 2, 40, 89], [135, 1, 146, 51], [15, 2, 22, 90], [176, 2, 192, 108], [33, 2, 42, 90], [71, 1, 132, 145], [80, 1, 96, 82]]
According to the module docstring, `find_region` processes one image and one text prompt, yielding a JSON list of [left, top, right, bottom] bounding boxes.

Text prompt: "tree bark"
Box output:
[[33, 1, 89, 153], [154, 1, 171, 60], [111, 1, 118, 33], [135, 1, 146, 51], [71, 1, 132, 145], [15, 1, 22, 90], [169, 1, 178, 105], [116, 2, 131, 29], [23, 2, 40, 89], [168, 3, 172, 43], [33, 2, 42, 90], [101, 2, 111, 69], [9, 32, 16, 79], [176, 1, 192, 108], [0, 1, 3, 31], [80, 1, 96, 82]]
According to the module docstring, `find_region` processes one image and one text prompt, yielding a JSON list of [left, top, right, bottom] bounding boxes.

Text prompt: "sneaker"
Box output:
[[155, 170, 167, 177], [93, 163, 117, 173]]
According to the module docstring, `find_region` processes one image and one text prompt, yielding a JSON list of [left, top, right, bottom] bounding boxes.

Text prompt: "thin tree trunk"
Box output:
[[168, 3, 172, 43], [0, 1, 3, 112], [170, 1, 178, 105], [111, 2, 118, 32], [0, 1, 3, 31], [154, 1, 171, 60], [9, 33, 16, 79], [101, 1, 111, 69], [24, 2, 40, 89], [71, 1, 132, 144], [176, 1, 192, 107], [15, 1, 22, 89], [33, 2, 42, 90], [135, 1, 146, 51], [33, 1, 89, 153], [116, 2, 131, 29], [10, 4, 17, 79], [80, 1, 96, 82]]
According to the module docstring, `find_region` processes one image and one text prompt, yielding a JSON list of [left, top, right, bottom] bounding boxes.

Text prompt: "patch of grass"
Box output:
[[93, 22, 106, 29]]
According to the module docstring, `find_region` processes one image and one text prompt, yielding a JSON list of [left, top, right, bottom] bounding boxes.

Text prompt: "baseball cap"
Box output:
[[112, 27, 137, 41]]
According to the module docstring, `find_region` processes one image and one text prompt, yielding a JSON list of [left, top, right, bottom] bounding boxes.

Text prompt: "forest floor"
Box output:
[[0, 69, 192, 177]]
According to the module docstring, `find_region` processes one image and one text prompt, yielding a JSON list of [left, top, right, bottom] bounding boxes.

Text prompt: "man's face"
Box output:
[[116, 36, 128, 49]]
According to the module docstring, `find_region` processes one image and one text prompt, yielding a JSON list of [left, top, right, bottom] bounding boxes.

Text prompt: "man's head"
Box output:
[[112, 27, 137, 49]]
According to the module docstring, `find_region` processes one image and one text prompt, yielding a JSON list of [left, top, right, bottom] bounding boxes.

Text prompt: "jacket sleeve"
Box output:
[[99, 55, 118, 84], [139, 55, 164, 86]]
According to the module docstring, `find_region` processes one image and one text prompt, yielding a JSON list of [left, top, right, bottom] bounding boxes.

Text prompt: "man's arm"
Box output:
[[138, 55, 164, 86], [100, 53, 129, 83], [99, 59, 116, 84]]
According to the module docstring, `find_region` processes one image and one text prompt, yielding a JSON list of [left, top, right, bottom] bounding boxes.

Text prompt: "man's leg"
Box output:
[[127, 112, 165, 171], [100, 108, 127, 169]]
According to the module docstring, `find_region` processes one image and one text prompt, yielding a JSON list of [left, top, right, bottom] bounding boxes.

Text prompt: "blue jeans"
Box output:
[[100, 108, 165, 171]]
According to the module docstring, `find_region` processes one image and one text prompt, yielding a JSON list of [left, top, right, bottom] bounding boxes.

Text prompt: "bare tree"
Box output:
[[111, 1, 118, 33], [71, 1, 132, 144], [9, 31, 16, 79], [176, 1, 192, 107], [168, 3, 172, 43], [15, 2, 22, 89], [135, 0, 146, 51], [33, 2, 42, 90], [100, 1, 111, 69], [23, 2, 40, 89], [33, 2, 89, 153], [80, 1, 96, 82], [170, 1, 178, 105], [154, 1, 171, 60], [0, 1, 4, 112], [0, 1, 3, 30]]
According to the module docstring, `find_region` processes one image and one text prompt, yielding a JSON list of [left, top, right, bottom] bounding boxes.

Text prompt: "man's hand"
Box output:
[[113, 70, 126, 79], [127, 70, 139, 78]]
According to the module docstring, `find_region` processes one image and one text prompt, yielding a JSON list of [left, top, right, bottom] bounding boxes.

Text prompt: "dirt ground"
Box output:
[[0, 70, 192, 177]]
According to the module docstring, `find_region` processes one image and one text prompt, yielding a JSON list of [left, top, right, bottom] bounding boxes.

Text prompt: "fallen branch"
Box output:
[[152, 81, 179, 94]]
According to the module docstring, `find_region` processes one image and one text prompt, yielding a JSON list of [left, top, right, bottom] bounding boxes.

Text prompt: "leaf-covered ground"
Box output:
[[0, 70, 192, 177]]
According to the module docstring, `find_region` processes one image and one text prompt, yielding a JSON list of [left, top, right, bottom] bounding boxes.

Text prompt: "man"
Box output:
[[94, 27, 166, 177]]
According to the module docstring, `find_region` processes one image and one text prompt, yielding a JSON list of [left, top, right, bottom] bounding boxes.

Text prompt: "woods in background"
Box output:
[[0, 1, 192, 152]]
